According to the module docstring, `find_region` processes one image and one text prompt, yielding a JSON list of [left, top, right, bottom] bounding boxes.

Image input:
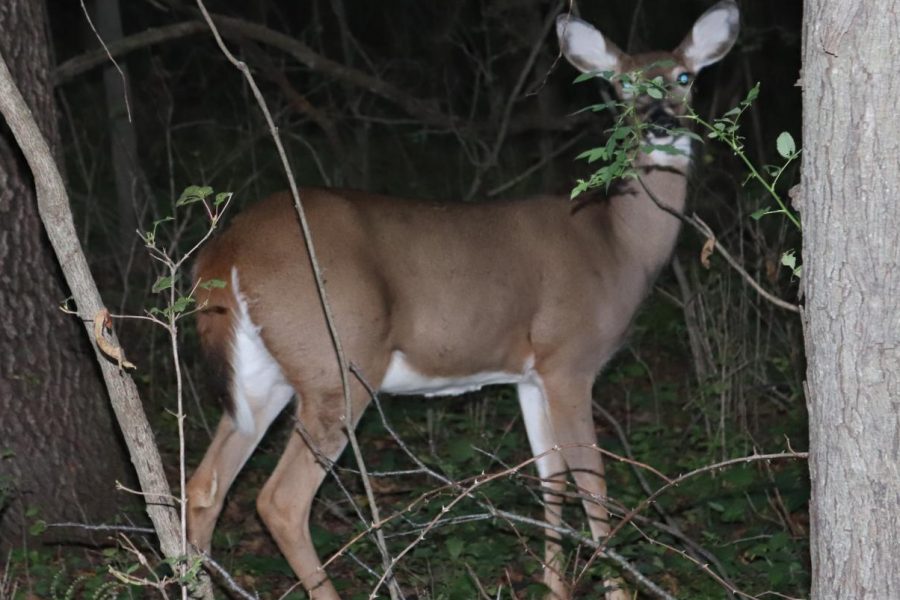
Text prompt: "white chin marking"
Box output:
[[380, 351, 536, 397], [647, 135, 692, 168], [229, 268, 295, 436]]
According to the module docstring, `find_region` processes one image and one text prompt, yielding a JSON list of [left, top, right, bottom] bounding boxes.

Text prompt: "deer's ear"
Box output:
[[676, 0, 740, 72], [556, 14, 623, 76]]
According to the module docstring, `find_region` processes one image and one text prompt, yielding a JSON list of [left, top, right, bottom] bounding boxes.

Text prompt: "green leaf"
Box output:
[[446, 537, 465, 560], [199, 278, 227, 290], [29, 519, 47, 536], [574, 70, 613, 83], [643, 143, 683, 156], [750, 207, 770, 220], [776, 131, 796, 159], [570, 180, 589, 199], [646, 86, 664, 100], [171, 296, 195, 315], [177, 185, 214, 206], [744, 83, 760, 105], [781, 249, 802, 277], [214, 192, 232, 207], [152, 276, 174, 293]]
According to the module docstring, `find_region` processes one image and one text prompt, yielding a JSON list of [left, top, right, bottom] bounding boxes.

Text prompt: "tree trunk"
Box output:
[[94, 0, 143, 250], [0, 0, 132, 547], [802, 1, 900, 598]]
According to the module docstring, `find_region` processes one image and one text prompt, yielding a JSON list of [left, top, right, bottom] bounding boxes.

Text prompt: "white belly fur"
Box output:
[[380, 351, 536, 397]]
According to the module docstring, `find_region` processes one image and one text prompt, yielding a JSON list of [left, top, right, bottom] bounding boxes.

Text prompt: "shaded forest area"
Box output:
[[4, 0, 806, 598]]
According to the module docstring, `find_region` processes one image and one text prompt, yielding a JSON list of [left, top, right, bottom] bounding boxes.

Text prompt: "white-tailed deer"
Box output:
[[187, 2, 739, 598]]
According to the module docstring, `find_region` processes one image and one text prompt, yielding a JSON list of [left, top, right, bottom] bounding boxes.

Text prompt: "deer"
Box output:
[[185, 2, 739, 598]]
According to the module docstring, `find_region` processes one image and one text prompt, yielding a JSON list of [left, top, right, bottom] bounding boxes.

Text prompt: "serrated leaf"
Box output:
[[781, 249, 802, 277], [177, 185, 214, 206], [781, 250, 796, 270], [576, 147, 609, 164], [152, 276, 174, 293], [570, 180, 589, 199], [172, 296, 195, 315], [776, 131, 796, 159]]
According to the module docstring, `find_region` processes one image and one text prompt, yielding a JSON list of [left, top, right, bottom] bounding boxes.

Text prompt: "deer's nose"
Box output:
[[647, 106, 679, 135]]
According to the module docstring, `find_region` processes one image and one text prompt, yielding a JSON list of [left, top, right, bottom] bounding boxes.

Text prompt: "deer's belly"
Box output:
[[380, 351, 536, 397]]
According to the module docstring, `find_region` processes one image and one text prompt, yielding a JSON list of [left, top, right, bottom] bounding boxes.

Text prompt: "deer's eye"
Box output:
[[676, 72, 692, 86]]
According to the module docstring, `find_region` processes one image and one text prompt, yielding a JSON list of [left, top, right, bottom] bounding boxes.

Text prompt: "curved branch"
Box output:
[[53, 17, 458, 130]]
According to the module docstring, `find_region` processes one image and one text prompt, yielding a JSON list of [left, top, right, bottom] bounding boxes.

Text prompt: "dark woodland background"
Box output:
[[2, 0, 805, 598]]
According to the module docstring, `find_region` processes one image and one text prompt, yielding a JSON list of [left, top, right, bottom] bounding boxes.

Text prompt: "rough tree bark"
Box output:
[[0, 8, 213, 600], [802, 1, 900, 598], [0, 0, 132, 547]]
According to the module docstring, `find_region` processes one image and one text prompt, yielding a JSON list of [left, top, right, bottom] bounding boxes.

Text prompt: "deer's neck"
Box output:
[[602, 145, 690, 280]]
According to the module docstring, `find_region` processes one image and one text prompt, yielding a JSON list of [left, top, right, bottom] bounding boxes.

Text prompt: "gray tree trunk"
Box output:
[[801, 1, 900, 598], [93, 0, 143, 250], [0, 0, 132, 547]]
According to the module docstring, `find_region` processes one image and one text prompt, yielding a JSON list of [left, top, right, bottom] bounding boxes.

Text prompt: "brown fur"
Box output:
[[186, 3, 739, 598]]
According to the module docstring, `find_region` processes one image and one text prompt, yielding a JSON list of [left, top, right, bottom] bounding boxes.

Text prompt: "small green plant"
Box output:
[[569, 62, 702, 199], [573, 70, 802, 276]]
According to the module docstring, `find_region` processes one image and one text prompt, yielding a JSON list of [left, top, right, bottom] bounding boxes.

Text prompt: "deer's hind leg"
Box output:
[[255, 376, 377, 600], [187, 288, 296, 551]]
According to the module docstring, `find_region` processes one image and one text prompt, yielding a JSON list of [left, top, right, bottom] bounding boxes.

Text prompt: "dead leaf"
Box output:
[[93, 308, 137, 370], [700, 237, 715, 269]]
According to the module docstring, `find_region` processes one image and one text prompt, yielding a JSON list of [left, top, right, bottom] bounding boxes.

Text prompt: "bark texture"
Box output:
[[802, 1, 900, 598], [0, 7, 213, 597], [0, 0, 132, 546]]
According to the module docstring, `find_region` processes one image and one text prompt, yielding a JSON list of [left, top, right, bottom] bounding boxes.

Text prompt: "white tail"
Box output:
[[187, 3, 739, 598]]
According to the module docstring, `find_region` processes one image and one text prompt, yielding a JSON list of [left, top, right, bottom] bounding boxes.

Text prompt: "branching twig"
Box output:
[[636, 173, 800, 313]]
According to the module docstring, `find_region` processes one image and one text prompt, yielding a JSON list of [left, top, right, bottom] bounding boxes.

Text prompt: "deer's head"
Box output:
[[557, 1, 740, 141]]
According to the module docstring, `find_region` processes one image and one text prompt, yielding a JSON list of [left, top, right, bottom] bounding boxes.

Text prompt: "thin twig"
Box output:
[[45, 522, 155, 535], [77, 0, 132, 122], [577, 451, 808, 589], [636, 173, 800, 313], [193, 4, 401, 598], [201, 554, 259, 600], [465, 0, 565, 200]]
